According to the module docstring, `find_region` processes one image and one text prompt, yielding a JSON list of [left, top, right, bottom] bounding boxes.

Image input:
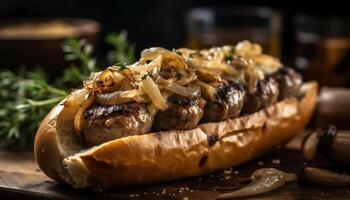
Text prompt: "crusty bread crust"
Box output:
[[34, 82, 318, 188]]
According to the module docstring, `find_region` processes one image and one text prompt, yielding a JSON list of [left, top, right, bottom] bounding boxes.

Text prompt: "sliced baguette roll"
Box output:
[[34, 82, 318, 188]]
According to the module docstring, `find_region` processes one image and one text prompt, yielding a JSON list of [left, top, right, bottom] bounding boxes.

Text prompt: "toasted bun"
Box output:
[[34, 82, 318, 188]]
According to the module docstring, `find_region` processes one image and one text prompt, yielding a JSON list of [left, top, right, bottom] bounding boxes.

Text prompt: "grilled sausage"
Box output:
[[272, 67, 302, 100], [152, 95, 206, 131], [201, 82, 245, 123], [242, 76, 279, 114], [82, 103, 153, 146]]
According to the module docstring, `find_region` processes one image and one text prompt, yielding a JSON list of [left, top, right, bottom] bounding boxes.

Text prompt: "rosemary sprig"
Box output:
[[106, 31, 135, 64], [0, 31, 135, 148], [0, 69, 67, 148], [56, 38, 98, 88]]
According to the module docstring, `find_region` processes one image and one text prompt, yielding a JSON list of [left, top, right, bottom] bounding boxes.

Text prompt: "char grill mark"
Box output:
[[84, 104, 136, 120], [207, 135, 218, 147], [82, 103, 153, 146], [152, 95, 206, 132], [272, 67, 302, 100], [242, 76, 279, 114], [201, 82, 245, 123]]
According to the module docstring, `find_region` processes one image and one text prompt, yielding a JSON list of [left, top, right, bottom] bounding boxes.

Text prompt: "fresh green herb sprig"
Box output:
[[115, 63, 128, 71], [141, 72, 153, 80], [0, 31, 136, 148], [189, 50, 202, 58], [0, 69, 67, 148], [106, 31, 135, 65], [57, 38, 98, 88], [225, 56, 233, 64], [172, 48, 182, 56]]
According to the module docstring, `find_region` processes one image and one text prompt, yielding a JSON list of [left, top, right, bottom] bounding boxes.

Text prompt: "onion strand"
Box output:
[[141, 76, 168, 110]]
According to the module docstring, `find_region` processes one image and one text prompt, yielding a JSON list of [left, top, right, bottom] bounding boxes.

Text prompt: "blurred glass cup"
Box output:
[[185, 6, 281, 57], [294, 14, 350, 87]]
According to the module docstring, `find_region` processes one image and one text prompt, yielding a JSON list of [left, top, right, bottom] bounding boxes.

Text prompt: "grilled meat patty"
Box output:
[[152, 95, 206, 131], [272, 67, 302, 100], [82, 103, 153, 146], [201, 82, 245, 123], [242, 76, 279, 114]]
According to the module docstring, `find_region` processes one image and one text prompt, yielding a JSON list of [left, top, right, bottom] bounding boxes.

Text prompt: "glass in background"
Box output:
[[185, 6, 281, 57], [294, 15, 350, 87]]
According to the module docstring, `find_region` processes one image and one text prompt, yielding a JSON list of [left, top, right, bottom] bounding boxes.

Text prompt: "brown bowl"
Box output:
[[0, 18, 100, 72]]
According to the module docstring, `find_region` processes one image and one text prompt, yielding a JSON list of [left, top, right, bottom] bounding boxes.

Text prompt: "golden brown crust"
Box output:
[[34, 103, 65, 182], [35, 82, 318, 188]]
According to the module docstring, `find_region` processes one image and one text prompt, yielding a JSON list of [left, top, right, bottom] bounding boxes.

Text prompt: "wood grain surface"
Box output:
[[0, 137, 350, 200]]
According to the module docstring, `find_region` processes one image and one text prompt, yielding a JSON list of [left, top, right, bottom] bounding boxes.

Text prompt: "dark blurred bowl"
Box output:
[[0, 18, 100, 72], [315, 87, 350, 129]]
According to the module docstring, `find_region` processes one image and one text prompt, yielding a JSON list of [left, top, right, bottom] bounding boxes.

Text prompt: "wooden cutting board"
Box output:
[[0, 140, 350, 200]]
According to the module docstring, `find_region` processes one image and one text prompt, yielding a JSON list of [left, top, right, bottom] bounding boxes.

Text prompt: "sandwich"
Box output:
[[34, 41, 317, 188]]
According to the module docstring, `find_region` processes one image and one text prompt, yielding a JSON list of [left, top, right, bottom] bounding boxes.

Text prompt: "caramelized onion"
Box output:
[[235, 40, 262, 57], [161, 82, 200, 97], [73, 93, 95, 136], [196, 68, 223, 82], [142, 76, 168, 110], [83, 42, 284, 112], [140, 47, 185, 65], [218, 168, 297, 199], [245, 67, 264, 94], [195, 80, 217, 101], [190, 56, 237, 76], [84, 67, 125, 92], [255, 55, 282, 75], [146, 104, 159, 117], [96, 91, 134, 105], [301, 166, 350, 187]]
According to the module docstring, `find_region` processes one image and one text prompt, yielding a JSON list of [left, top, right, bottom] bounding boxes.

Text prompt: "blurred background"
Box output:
[[0, 0, 349, 86], [0, 0, 350, 147]]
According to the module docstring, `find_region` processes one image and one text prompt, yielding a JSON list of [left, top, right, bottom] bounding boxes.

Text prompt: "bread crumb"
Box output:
[[190, 189, 194, 193], [198, 177, 202, 181], [257, 161, 264, 166], [210, 174, 214, 178], [161, 189, 166, 194], [271, 159, 281, 164], [224, 168, 232, 174], [183, 197, 189, 200], [225, 176, 231, 180], [129, 194, 135, 197], [185, 187, 190, 190]]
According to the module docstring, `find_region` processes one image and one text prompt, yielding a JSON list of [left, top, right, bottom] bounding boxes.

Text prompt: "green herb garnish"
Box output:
[[106, 31, 135, 64], [0, 69, 67, 148], [57, 38, 98, 88], [141, 72, 153, 80], [189, 50, 202, 58], [225, 56, 233, 64], [230, 46, 236, 54], [172, 48, 182, 56], [0, 31, 135, 148], [115, 63, 128, 71], [175, 72, 183, 80]]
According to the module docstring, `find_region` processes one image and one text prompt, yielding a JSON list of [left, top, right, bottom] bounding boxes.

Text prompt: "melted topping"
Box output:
[[82, 41, 282, 114]]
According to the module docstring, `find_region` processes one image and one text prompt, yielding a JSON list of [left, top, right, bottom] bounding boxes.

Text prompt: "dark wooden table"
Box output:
[[0, 136, 350, 200]]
